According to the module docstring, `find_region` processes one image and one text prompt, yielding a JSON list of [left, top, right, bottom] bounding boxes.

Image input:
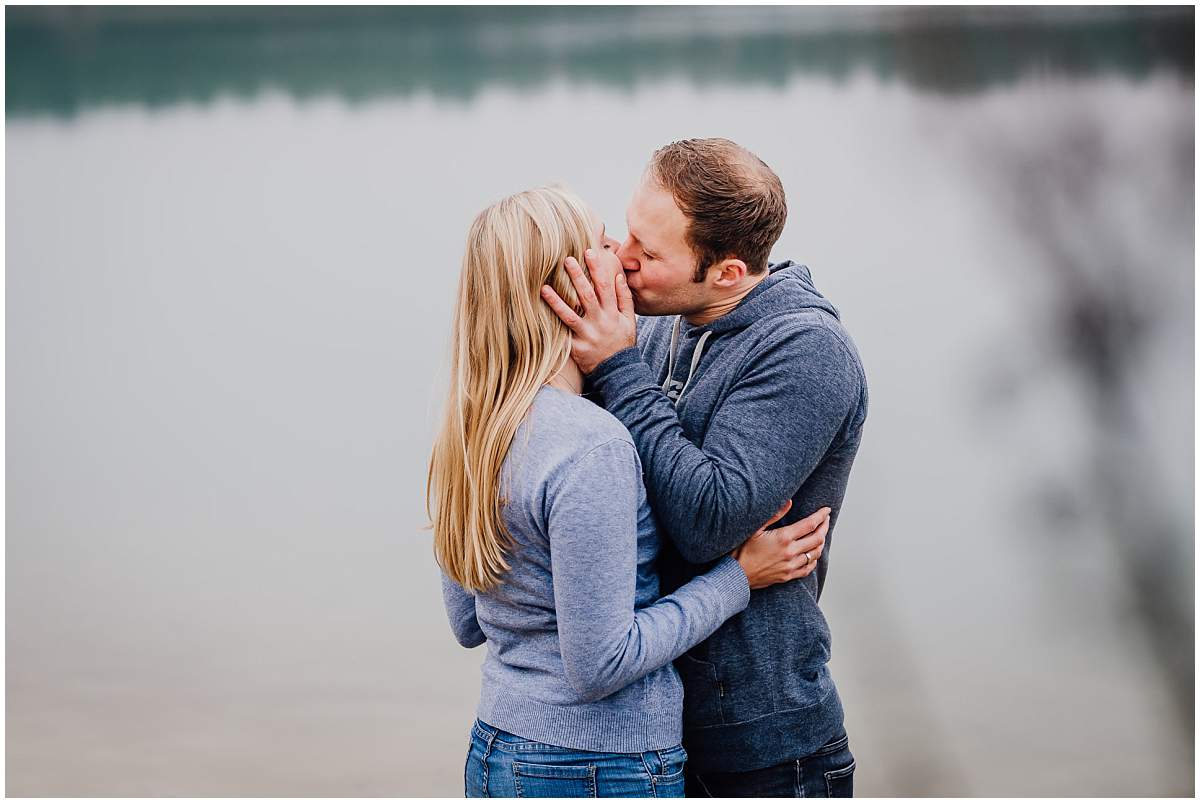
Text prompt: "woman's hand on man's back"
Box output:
[[732, 501, 830, 590]]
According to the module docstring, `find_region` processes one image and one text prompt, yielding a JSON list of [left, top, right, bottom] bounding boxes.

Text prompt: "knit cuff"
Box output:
[[707, 555, 751, 616]]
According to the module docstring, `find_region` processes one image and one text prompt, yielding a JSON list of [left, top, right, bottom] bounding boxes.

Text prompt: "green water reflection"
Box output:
[[6, 5, 1194, 118]]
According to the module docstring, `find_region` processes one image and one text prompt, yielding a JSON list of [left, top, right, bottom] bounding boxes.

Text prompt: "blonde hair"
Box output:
[[428, 186, 597, 592]]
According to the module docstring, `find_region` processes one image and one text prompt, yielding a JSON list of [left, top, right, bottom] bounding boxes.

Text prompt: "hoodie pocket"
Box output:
[[675, 653, 724, 728]]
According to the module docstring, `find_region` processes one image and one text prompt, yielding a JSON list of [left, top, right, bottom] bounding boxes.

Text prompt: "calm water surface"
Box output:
[[6, 9, 1193, 796]]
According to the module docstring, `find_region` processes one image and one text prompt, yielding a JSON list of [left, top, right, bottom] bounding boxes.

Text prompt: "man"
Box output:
[[541, 138, 868, 797]]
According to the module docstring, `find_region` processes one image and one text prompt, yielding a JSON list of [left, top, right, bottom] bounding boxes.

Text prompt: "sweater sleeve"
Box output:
[[589, 325, 861, 564], [548, 439, 751, 703], [440, 570, 486, 648]]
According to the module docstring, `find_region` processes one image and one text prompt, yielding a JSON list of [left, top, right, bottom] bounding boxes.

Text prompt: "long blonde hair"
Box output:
[[428, 186, 597, 592]]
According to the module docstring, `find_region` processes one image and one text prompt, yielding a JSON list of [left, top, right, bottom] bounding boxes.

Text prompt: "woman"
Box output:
[[429, 186, 829, 798]]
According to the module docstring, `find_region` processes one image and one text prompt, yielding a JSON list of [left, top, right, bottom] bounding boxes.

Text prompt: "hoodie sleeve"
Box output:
[[589, 322, 862, 564]]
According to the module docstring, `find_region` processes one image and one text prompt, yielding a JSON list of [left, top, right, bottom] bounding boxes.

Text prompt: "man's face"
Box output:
[[616, 180, 709, 316]]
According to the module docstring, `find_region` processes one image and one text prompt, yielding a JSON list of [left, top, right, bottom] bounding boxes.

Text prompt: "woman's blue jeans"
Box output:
[[464, 719, 687, 798]]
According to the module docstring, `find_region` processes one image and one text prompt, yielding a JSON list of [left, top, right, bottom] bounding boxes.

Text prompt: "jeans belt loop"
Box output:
[[475, 719, 498, 747]]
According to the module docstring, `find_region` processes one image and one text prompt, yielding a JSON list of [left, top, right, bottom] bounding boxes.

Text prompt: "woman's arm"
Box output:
[[733, 500, 831, 590], [548, 439, 750, 703], [440, 571, 486, 648]]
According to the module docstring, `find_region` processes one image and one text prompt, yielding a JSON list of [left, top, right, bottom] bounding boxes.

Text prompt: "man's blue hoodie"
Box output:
[[588, 260, 868, 774]]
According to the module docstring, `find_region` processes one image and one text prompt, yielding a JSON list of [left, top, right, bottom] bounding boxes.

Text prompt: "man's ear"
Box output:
[[712, 258, 749, 288]]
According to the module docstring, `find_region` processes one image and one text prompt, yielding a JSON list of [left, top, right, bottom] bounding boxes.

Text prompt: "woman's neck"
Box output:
[[546, 359, 584, 395]]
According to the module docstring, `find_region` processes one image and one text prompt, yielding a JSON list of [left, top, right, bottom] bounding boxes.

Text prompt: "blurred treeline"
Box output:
[[6, 5, 1194, 118]]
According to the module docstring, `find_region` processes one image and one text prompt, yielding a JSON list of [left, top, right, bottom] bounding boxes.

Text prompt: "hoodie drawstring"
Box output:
[[661, 316, 714, 408]]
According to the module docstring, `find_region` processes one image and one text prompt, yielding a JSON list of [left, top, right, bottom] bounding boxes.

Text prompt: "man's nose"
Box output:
[[617, 239, 639, 271]]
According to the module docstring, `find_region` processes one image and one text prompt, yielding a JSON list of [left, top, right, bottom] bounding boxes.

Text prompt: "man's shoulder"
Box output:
[[723, 314, 867, 417], [741, 309, 862, 371]]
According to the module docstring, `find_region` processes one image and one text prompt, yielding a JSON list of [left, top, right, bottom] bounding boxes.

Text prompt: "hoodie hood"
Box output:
[[702, 260, 840, 336], [659, 261, 840, 407]]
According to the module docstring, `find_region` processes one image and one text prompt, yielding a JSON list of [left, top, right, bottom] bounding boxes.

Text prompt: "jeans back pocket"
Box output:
[[823, 759, 856, 797], [644, 746, 687, 798], [512, 760, 597, 798]]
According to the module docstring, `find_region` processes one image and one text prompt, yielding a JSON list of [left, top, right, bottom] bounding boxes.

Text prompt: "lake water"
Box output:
[[6, 7, 1194, 796]]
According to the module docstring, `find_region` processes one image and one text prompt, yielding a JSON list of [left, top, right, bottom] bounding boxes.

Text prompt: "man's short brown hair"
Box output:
[[648, 138, 787, 282]]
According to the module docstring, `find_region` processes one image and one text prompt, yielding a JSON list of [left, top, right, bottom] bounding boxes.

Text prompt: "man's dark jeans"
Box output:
[[684, 728, 855, 798]]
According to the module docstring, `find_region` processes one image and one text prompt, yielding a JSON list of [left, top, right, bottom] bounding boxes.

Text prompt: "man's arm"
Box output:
[[540, 250, 861, 563], [589, 324, 861, 564]]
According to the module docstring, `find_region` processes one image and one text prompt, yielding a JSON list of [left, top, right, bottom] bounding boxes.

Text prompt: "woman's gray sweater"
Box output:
[[440, 385, 750, 753]]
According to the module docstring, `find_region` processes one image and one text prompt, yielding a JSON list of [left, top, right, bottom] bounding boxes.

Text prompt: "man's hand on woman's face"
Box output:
[[541, 248, 637, 375], [732, 501, 831, 590]]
